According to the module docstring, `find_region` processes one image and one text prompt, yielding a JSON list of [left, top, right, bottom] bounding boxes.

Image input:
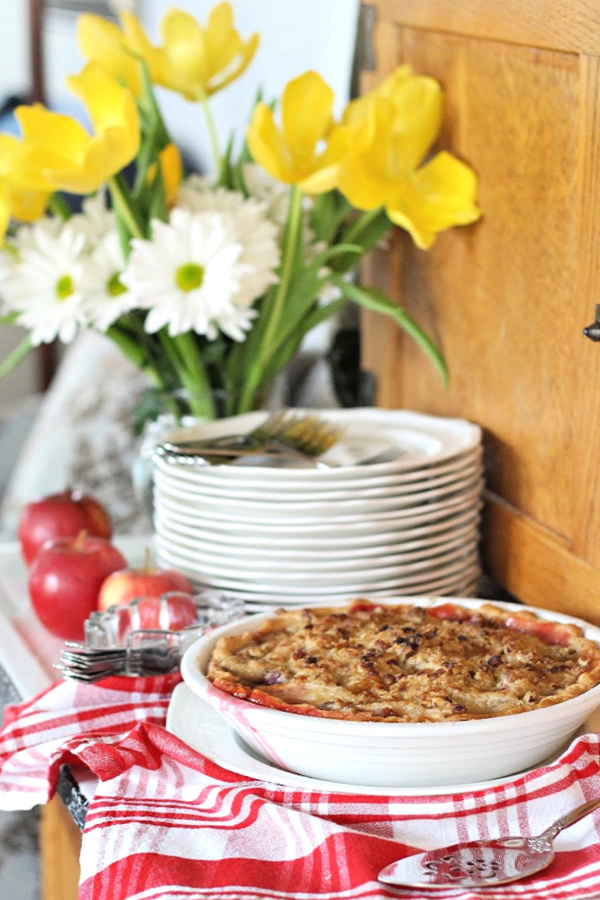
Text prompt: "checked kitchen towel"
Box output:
[[1, 676, 600, 899]]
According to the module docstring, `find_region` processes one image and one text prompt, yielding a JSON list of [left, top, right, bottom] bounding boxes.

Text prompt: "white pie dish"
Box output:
[[180, 597, 600, 788], [167, 682, 600, 795]]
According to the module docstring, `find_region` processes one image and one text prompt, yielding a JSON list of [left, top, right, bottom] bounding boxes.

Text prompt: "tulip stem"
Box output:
[[108, 175, 145, 242], [198, 90, 223, 179], [240, 184, 303, 410], [343, 206, 387, 244]]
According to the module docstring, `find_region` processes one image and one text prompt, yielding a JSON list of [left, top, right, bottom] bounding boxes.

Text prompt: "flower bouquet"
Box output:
[[0, 2, 480, 429]]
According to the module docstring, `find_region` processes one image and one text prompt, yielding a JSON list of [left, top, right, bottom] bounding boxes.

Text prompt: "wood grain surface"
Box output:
[[39, 796, 80, 900], [361, 1, 600, 622]]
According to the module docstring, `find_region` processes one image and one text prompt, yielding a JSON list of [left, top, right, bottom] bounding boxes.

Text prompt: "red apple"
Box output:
[[18, 489, 112, 565], [98, 553, 194, 613], [28, 532, 127, 641], [131, 594, 198, 631]]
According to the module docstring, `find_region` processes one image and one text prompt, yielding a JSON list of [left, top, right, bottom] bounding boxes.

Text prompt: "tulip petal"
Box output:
[[206, 33, 259, 96], [119, 11, 175, 92], [205, 2, 239, 73], [337, 150, 390, 210], [247, 103, 294, 183], [389, 76, 442, 170], [159, 142, 183, 206], [66, 62, 139, 164], [77, 13, 142, 94], [386, 151, 481, 248], [160, 9, 210, 92], [16, 104, 90, 162], [17, 64, 139, 194], [0, 134, 52, 192], [342, 64, 413, 126], [299, 125, 354, 194], [10, 186, 50, 223], [281, 72, 334, 165]]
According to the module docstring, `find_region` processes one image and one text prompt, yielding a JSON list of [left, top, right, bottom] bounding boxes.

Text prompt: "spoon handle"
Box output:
[[544, 796, 600, 841]]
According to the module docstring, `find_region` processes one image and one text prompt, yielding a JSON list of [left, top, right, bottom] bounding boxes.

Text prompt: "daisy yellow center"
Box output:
[[108, 273, 127, 297], [176, 262, 204, 292], [55, 274, 74, 300]]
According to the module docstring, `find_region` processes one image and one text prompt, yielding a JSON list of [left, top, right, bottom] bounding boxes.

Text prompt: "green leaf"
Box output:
[[330, 276, 449, 386], [311, 190, 352, 244], [0, 334, 33, 380], [259, 298, 347, 388], [217, 133, 235, 188], [106, 324, 148, 369]]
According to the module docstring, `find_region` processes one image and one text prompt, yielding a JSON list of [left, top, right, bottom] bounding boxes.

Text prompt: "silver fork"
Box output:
[[356, 445, 406, 466], [55, 593, 246, 683], [55, 631, 188, 682], [160, 409, 343, 462]]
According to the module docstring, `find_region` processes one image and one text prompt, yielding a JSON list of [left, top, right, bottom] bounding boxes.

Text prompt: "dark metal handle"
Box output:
[[583, 304, 600, 341]]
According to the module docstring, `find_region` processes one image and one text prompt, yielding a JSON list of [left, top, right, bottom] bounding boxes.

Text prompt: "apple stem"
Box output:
[[75, 530, 88, 550], [143, 546, 153, 574]]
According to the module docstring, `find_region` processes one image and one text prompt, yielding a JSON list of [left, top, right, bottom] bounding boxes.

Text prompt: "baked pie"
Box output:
[[207, 600, 600, 722]]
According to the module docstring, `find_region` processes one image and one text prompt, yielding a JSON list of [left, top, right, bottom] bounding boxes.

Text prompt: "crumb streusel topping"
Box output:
[[207, 601, 600, 722]]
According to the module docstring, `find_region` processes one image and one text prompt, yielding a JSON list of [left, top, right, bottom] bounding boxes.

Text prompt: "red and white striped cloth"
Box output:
[[1, 676, 600, 900]]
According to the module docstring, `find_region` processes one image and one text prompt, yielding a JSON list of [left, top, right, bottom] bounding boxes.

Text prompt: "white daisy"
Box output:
[[0, 246, 18, 307], [122, 206, 279, 341], [1, 217, 89, 345], [80, 229, 138, 331], [177, 180, 281, 306], [241, 163, 292, 228], [80, 191, 116, 243]]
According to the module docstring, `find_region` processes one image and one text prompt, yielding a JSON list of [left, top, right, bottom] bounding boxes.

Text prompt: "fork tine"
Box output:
[[357, 445, 405, 465]]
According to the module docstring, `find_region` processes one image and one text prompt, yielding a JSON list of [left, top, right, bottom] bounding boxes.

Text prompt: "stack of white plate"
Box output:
[[152, 408, 484, 611]]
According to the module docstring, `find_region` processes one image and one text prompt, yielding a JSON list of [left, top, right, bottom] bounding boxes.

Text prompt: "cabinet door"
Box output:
[[360, 0, 600, 623]]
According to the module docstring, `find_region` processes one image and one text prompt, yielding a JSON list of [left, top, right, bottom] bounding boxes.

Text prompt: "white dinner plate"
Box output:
[[188, 569, 481, 607], [153, 446, 482, 493], [153, 505, 481, 554], [156, 547, 481, 596], [154, 453, 483, 502], [167, 683, 600, 797], [160, 409, 481, 480], [155, 535, 479, 582], [153, 469, 482, 515], [153, 521, 480, 569], [154, 481, 484, 530]]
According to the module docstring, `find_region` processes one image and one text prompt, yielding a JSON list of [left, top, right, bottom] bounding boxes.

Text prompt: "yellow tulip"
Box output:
[[119, 12, 172, 88], [158, 3, 259, 99], [77, 4, 258, 103], [337, 91, 480, 248], [0, 133, 52, 243], [15, 63, 140, 195], [386, 152, 481, 249], [148, 142, 182, 207], [342, 64, 414, 126], [77, 13, 143, 94], [247, 71, 347, 193], [344, 73, 442, 172]]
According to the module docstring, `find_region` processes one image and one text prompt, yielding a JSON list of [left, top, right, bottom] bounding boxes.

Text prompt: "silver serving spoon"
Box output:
[[378, 796, 600, 889]]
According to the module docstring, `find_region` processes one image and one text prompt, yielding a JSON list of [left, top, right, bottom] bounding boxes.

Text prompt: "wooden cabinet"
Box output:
[[360, 0, 600, 623]]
